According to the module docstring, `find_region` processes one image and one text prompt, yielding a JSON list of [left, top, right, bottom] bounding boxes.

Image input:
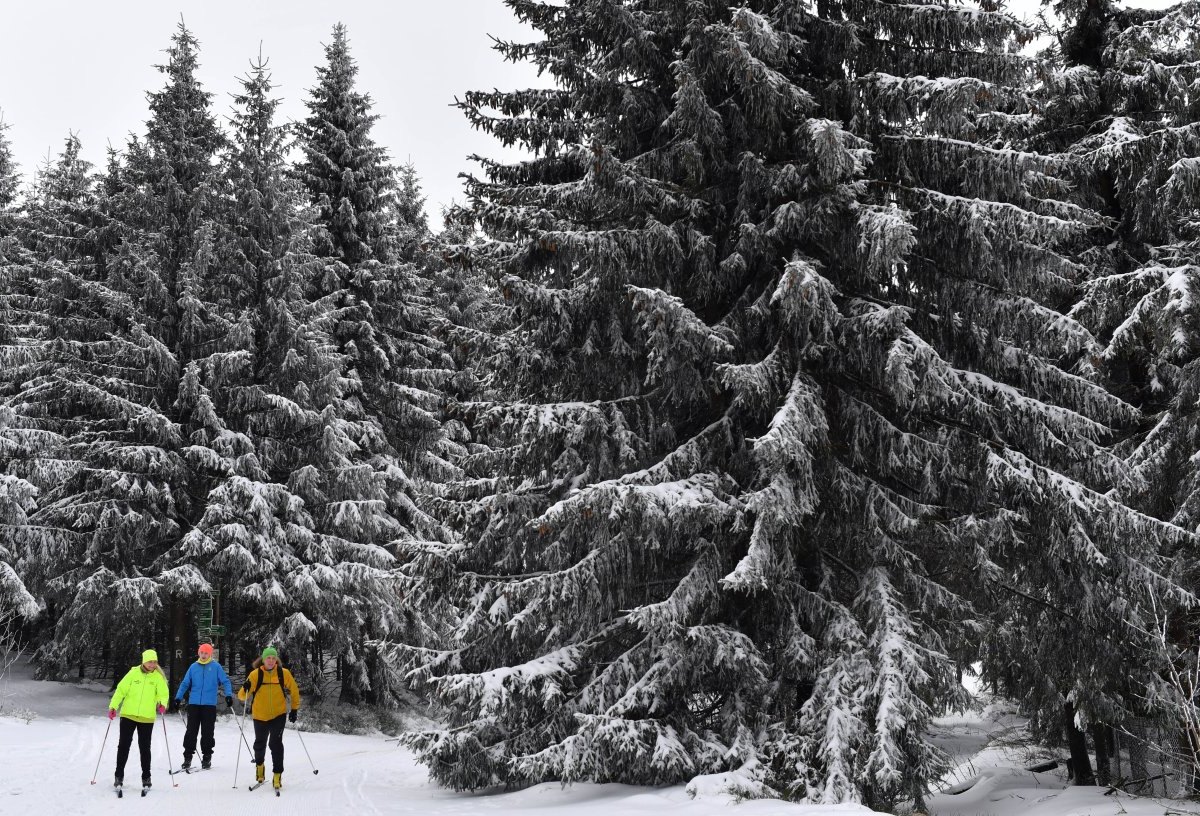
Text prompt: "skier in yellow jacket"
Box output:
[[237, 646, 300, 791], [108, 649, 169, 790]]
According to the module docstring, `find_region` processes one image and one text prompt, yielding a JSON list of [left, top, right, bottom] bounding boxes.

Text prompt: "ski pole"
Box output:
[[231, 699, 254, 756], [90, 715, 114, 785], [290, 715, 319, 775], [233, 695, 250, 788], [160, 709, 180, 787]]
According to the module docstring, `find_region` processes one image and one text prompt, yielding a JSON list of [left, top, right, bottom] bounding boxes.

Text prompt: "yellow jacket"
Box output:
[[237, 662, 300, 722], [109, 665, 169, 724]]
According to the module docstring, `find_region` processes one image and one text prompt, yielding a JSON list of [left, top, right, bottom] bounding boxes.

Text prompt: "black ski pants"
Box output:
[[182, 704, 217, 759], [115, 718, 154, 779], [252, 713, 286, 773]]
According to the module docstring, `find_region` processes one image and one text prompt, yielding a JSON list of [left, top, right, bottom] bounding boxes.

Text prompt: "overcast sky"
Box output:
[[0, 1, 544, 226], [0, 0, 1182, 228]]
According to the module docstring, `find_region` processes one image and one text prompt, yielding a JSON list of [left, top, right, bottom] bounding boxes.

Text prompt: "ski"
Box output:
[[248, 780, 268, 791], [169, 766, 209, 776]]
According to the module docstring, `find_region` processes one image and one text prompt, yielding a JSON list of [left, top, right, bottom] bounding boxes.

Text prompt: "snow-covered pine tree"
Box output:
[[393, 162, 430, 262], [294, 25, 460, 700], [0, 118, 17, 211], [398, 0, 1188, 807], [0, 119, 34, 398], [1025, 0, 1200, 780], [0, 120, 39, 624], [8, 24, 230, 677], [167, 55, 414, 701], [295, 23, 453, 478], [112, 24, 239, 684], [1043, 1, 1200, 536], [2, 128, 190, 675], [0, 403, 38, 626], [118, 21, 228, 364], [427, 203, 497, 336], [296, 23, 391, 268]]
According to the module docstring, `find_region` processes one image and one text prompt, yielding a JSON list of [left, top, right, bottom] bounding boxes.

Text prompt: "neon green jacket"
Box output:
[[109, 665, 169, 724]]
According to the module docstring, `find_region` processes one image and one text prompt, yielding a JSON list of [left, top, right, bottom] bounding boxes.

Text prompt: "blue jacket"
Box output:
[[175, 660, 233, 706]]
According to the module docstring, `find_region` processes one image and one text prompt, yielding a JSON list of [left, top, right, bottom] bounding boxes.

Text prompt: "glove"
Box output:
[[156, 703, 166, 715], [226, 696, 234, 708], [108, 708, 117, 720], [241, 679, 251, 693], [288, 709, 297, 723], [178, 702, 187, 714]]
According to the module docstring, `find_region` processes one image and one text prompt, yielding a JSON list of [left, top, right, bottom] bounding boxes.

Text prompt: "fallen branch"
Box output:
[[1103, 773, 1168, 795]]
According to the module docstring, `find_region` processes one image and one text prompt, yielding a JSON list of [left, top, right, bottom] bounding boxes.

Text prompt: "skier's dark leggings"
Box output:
[[115, 718, 154, 779], [182, 704, 217, 759], [252, 713, 286, 772]]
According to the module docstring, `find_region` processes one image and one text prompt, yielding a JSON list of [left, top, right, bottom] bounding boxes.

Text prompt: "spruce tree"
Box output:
[[294, 25, 459, 700], [171, 56, 411, 701], [0, 119, 32, 395], [119, 21, 227, 363], [0, 121, 38, 622], [296, 23, 392, 266], [1044, 2, 1200, 530], [399, 0, 1188, 806], [5, 132, 188, 672], [0, 118, 17, 211], [1026, 0, 1200, 780], [8, 24, 227, 676], [295, 24, 453, 477]]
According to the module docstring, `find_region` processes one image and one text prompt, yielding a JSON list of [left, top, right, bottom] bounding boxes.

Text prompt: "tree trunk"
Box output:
[[1066, 703, 1095, 785], [1091, 723, 1110, 785], [1128, 720, 1148, 792], [170, 600, 189, 689]]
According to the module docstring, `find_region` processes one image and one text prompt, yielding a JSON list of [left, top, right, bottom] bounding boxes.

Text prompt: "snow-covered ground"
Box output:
[[1, 656, 1196, 816], [922, 676, 1197, 816], [0, 655, 867, 815]]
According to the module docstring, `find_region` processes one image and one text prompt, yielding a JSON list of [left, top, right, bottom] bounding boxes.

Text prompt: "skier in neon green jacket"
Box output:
[[107, 649, 169, 790]]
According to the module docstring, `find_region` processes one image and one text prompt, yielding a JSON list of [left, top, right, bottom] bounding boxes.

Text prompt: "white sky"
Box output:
[[0, 0, 1181, 228], [0, 1, 544, 226]]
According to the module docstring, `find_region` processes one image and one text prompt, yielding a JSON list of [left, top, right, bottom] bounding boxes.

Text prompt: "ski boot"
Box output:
[[201, 754, 212, 770], [255, 763, 265, 784], [180, 753, 193, 771]]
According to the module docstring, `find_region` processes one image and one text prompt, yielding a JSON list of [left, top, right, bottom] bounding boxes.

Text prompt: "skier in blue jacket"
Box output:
[[174, 643, 234, 770]]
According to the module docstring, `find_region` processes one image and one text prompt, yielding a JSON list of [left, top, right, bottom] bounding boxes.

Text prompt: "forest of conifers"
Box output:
[[3, 0, 1200, 808]]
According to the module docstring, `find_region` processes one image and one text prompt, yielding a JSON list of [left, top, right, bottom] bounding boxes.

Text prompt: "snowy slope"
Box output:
[[0, 656, 873, 815]]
